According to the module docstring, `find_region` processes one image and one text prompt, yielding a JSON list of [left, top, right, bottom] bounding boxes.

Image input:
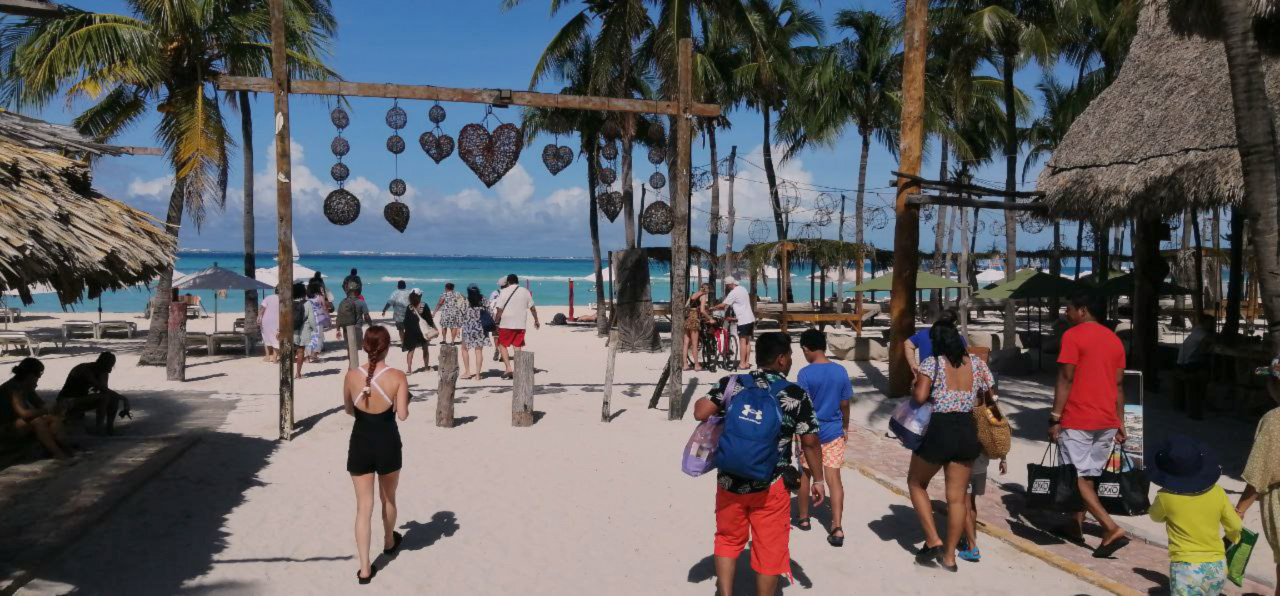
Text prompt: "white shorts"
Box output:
[[1058, 428, 1118, 478], [968, 454, 990, 495]]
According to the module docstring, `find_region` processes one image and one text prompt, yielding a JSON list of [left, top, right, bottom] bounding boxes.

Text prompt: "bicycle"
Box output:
[[708, 315, 737, 372]]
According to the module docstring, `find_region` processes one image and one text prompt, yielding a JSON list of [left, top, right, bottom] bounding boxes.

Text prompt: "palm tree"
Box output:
[[1, 0, 338, 365], [693, 10, 740, 288]]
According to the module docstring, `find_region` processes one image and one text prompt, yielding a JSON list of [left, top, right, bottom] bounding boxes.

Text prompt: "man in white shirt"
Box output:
[[495, 274, 540, 380], [712, 276, 756, 370], [489, 277, 506, 362]]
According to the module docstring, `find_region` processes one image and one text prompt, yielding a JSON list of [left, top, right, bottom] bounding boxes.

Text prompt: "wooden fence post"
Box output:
[[512, 351, 535, 426], [601, 330, 620, 422], [648, 360, 671, 409], [166, 301, 186, 381], [436, 344, 457, 427]]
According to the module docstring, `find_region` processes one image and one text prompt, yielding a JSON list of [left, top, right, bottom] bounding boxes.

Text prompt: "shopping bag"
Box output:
[[888, 399, 932, 451], [682, 377, 740, 477], [1026, 444, 1083, 512], [1227, 528, 1258, 587], [1097, 444, 1150, 516]]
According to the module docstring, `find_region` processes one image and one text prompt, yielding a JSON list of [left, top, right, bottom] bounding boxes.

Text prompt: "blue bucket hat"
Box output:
[[1147, 434, 1221, 495]]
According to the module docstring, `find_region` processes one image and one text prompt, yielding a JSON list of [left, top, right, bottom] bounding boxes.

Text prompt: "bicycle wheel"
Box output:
[[700, 328, 717, 372]]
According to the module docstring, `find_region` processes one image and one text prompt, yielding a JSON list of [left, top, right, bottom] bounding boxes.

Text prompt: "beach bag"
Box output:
[[1026, 444, 1083, 512], [974, 397, 1012, 459], [715, 375, 787, 481], [1097, 444, 1150, 516], [682, 377, 741, 477], [416, 307, 440, 342], [478, 307, 496, 333], [1227, 527, 1258, 587], [888, 358, 939, 450]]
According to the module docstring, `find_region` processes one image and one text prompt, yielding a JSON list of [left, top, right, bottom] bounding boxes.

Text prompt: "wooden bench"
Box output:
[[61, 320, 95, 342], [758, 308, 881, 334], [208, 332, 256, 356], [94, 320, 137, 339]]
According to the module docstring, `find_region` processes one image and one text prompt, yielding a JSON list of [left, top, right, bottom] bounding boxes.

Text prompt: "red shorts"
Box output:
[[714, 478, 791, 578], [497, 328, 526, 348]]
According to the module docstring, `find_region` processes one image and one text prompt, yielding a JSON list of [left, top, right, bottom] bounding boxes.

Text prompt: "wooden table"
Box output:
[[757, 310, 878, 334]]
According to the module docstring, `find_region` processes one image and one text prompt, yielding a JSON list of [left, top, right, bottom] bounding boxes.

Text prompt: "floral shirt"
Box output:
[[920, 356, 993, 413], [707, 370, 818, 494]]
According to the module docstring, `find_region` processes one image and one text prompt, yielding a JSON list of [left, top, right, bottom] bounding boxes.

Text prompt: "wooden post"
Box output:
[[166, 301, 186, 381], [779, 242, 792, 332], [888, 0, 928, 398], [725, 146, 737, 281], [436, 344, 458, 427], [601, 330, 620, 422], [649, 360, 672, 409], [667, 38, 693, 421], [512, 351, 535, 426], [269, 0, 295, 440]]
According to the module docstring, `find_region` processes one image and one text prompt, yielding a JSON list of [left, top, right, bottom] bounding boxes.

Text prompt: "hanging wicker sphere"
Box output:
[[385, 105, 407, 130], [331, 136, 350, 157], [386, 134, 406, 154], [647, 147, 666, 165], [868, 207, 889, 230], [749, 219, 771, 243], [598, 191, 624, 222], [330, 162, 349, 183], [384, 200, 410, 233], [812, 211, 833, 227], [323, 188, 360, 225], [600, 140, 618, 161], [797, 223, 821, 241], [389, 178, 406, 197], [598, 167, 617, 186], [648, 171, 666, 190], [641, 200, 674, 235], [708, 215, 728, 234], [814, 193, 836, 215], [428, 104, 447, 124], [330, 106, 349, 130], [777, 181, 801, 213]]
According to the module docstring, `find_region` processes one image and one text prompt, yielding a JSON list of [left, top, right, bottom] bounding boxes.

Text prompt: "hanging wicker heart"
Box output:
[[387, 134, 406, 154], [330, 107, 349, 130], [647, 147, 665, 165], [542, 144, 573, 175], [389, 178, 406, 197], [641, 200, 674, 235], [598, 190, 624, 222], [649, 171, 666, 190], [384, 200, 410, 233], [331, 136, 350, 157], [601, 140, 618, 161], [386, 105, 407, 130], [429, 105, 446, 124], [419, 131, 454, 164], [599, 167, 616, 186], [330, 162, 349, 183], [324, 188, 360, 225], [458, 123, 523, 188]]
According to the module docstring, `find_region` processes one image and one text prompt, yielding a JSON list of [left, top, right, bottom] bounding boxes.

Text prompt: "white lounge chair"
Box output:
[[61, 320, 95, 342], [209, 332, 256, 356], [0, 332, 45, 356], [94, 320, 137, 339]]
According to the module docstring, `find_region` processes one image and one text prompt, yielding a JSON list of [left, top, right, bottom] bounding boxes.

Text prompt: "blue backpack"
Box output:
[[716, 375, 787, 481]]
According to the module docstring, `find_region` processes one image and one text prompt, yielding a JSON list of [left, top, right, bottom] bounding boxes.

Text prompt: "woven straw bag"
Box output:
[[973, 401, 1011, 458]]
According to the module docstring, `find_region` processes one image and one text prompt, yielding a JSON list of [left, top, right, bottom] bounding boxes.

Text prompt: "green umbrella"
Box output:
[[973, 269, 1081, 301], [1081, 272, 1192, 297], [848, 270, 965, 293]]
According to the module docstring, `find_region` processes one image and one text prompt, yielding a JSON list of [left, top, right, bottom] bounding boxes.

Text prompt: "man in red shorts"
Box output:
[[494, 273, 539, 380], [693, 332, 825, 596]]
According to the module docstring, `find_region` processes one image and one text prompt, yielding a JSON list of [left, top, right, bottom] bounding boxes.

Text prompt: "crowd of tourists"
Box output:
[[0, 351, 133, 459]]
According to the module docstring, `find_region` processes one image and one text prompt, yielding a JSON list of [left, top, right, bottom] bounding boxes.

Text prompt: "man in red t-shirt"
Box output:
[[1049, 292, 1129, 558]]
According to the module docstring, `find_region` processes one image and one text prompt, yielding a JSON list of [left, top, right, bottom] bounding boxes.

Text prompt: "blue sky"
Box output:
[[29, 0, 1080, 258]]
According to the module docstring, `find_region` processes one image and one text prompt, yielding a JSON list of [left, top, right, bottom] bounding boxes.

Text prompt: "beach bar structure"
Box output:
[[218, 0, 720, 437]]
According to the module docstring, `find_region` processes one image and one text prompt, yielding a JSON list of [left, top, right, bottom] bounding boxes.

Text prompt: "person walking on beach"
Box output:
[[459, 284, 492, 380], [435, 283, 465, 346], [794, 329, 852, 547], [712, 277, 755, 371], [908, 322, 992, 571], [494, 274, 539, 380], [306, 280, 328, 363], [684, 283, 712, 371], [337, 288, 373, 370], [1237, 358, 1280, 595], [0, 358, 70, 460], [1050, 292, 1129, 557], [906, 310, 959, 374], [489, 278, 505, 362], [258, 290, 280, 363], [692, 332, 825, 596], [293, 282, 318, 379], [382, 281, 411, 342], [402, 289, 437, 374], [342, 326, 409, 584], [343, 268, 363, 297]]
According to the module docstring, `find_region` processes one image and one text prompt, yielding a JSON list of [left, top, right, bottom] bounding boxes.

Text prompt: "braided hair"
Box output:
[[362, 325, 391, 391]]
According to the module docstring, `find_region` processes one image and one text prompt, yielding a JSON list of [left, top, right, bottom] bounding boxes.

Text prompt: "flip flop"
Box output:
[[827, 527, 844, 547], [382, 531, 403, 555], [957, 547, 981, 562], [357, 564, 378, 585], [1092, 537, 1130, 559], [795, 518, 811, 531]]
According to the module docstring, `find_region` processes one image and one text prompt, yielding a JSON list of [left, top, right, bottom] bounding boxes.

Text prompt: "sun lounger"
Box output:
[[208, 332, 255, 356], [186, 305, 203, 319], [0, 307, 20, 323], [184, 332, 211, 353], [61, 320, 95, 342], [0, 332, 43, 356], [233, 318, 246, 333], [94, 320, 137, 339]]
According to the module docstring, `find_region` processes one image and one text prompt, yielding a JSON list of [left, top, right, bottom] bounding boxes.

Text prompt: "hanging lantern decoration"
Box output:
[[384, 100, 410, 232], [385, 104, 408, 130], [325, 105, 359, 225], [386, 134, 406, 154], [458, 107, 523, 188], [598, 167, 617, 186], [600, 140, 619, 161], [647, 147, 666, 165], [868, 207, 889, 230], [641, 199, 674, 235], [708, 215, 728, 234], [542, 143, 574, 176], [797, 223, 821, 241], [384, 201, 410, 233], [419, 102, 454, 164], [814, 193, 836, 217], [749, 219, 770, 243], [812, 210, 833, 227], [1019, 210, 1046, 234], [648, 171, 666, 190], [777, 181, 802, 213], [598, 190, 624, 222]]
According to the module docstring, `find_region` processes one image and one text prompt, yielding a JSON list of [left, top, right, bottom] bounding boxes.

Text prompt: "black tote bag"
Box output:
[[1026, 444, 1083, 512], [1097, 445, 1151, 516]]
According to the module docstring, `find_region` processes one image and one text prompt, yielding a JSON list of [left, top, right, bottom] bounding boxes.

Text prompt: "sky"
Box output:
[[27, 0, 1080, 258]]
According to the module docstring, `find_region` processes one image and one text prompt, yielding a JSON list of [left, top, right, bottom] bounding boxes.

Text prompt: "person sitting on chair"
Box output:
[[57, 352, 129, 435]]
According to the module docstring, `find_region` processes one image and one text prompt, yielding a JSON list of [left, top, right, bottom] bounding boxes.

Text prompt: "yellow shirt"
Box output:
[[1148, 484, 1243, 563]]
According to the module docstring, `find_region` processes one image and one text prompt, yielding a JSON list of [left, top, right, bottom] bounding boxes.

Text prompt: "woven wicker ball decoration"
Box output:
[[647, 147, 666, 165], [749, 219, 770, 243], [814, 193, 836, 217], [692, 168, 714, 192], [1019, 212, 1046, 234], [598, 191, 624, 222], [868, 207, 889, 230], [429, 104, 447, 124], [384, 201, 410, 233], [797, 223, 820, 241], [777, 181, 801, 213], [708, 215, 728, 234], [648, 171, 666, 190], [385, 105, 407, 130], [386, 134, 406, 154], [420, 131, 455, 164], [330, 107, 349, 130], [921, 205, 934, 224], [331, 136, 350, 157], [601, 140, 618, 161], [458, 122, 523, 188], [542, 144, 574, 176], [812, 210, 833, 227], [330, 163, 349, 183], [389, 178, 406, 197], [324, 188, 360, 225], [599, 167, 617, 186], [641, 200, 674, 235]]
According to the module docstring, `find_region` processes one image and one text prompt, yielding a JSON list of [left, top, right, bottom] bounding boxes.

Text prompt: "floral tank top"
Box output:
[[920, 356, 993, 413]]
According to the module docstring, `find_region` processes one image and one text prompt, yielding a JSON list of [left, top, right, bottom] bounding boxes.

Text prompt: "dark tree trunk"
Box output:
[[762, 108, 786, 242], [1001, 52, 1019, 348], [854, 129, 871, 311], [708, 127, 721, 289], [139, 180, 185, 365], [1075, 221, 1085, 281], [622, 132, 636, 249], [240, 91, 259, 336], [588, 144, 608, 336], [1223, 207, 1245, 338], [1050, 220, 1062, 317], [1192, 211, 1206, 317]]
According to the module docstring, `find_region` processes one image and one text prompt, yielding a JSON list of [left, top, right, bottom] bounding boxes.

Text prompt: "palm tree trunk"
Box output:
[[1212, 207, 1222, 306], [1074, 221, 1085, 281], [588, 145, 607, 336], [1001, 52, 1019, 348], [959, 205, 970, 337], [762, 108, 788, 301], [1176, 209, 1191, 324], [622, 133, 636, 249], [725, 146, 737, 283], [1219, 0, 1280, 351], [854, 130, 871, 310], [1192, 211, 1206, 316], [1223, 208, 1245, 337], [240, 91, 259, 337], [932, 140, 949, 308], [139, 180, 186, 365], [708, 127, 721, 288], [1049, 220, 1062, 317]]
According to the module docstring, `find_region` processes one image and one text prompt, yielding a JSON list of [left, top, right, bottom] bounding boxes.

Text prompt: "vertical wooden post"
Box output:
[[166, 301, 186, 381], [725, 146, 737, 282], [269, 0, 295, 440], [888, 0, 928, 397], [667, 38, 693, 421], [601, 330, 620, 422], [512, 351, 535, 426], [648, 360, 671, 409], [436, 344, 458, 427]]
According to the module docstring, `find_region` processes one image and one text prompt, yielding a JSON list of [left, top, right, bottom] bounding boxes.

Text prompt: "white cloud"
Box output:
[[127, 175, 173, 200], [495, 164, 535, 206]]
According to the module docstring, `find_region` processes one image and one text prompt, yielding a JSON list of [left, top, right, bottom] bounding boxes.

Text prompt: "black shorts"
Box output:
[[914, 411, 980, 465], [737, 323, 756, 338], [347, 418, 403, 476], [394, 322, 405, 333]]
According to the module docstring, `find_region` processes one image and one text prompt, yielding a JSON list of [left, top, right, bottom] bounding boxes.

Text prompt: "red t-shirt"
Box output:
[[1057, 321, 1125, 430]]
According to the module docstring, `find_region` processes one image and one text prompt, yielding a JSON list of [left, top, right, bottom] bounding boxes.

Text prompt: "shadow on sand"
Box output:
[[687, 550, 812, 594]]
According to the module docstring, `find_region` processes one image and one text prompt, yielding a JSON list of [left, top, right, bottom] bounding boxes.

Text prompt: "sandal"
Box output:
[[1092, 536, 1130, 559], [357, 564, 378, 585], [795, 518, 811, 531], [957, 547, 981, 562], [383, 531, 403, 555], [827, 526, 844, 547], [502, 372, 513, 380]]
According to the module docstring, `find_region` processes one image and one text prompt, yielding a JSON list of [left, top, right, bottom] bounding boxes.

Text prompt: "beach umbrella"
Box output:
[[972, 269, 1080, 301], [1081, 271, 1193, 297], [175, 264, 272, 332], [254, 263, 319, 291], [848, 270, 965, 293], [976, 268, 1008, 284]]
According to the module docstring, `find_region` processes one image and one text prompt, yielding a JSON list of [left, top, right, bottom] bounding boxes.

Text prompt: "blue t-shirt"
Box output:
[[909, 329, 933, 361], [797, 362, 853, 444]]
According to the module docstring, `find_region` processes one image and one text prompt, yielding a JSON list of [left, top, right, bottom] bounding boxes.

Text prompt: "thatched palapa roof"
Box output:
[[0, 111, 175, 305], [1036, 0, 1270, 221]]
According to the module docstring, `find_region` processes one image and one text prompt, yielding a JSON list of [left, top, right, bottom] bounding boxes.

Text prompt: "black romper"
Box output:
[[346, 366, 402, 476]]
